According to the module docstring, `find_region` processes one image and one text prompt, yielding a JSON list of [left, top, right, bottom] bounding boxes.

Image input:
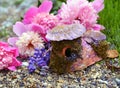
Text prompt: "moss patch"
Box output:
[[49, 38, 81, 74], [91, 40, 109, 59]]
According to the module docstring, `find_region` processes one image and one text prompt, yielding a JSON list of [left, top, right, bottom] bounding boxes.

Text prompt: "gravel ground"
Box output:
[[0, 0, 120, 88]]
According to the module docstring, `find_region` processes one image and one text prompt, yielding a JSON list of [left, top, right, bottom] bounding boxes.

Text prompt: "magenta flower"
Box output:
[[23, 0, 53, 24], [22, 0, 58, 40], [31, 13, 58, 41], [0, 42, 21, 71], [58, 0, 104, 30]]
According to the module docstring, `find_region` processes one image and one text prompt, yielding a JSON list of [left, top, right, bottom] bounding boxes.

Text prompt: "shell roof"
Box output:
[[46, 23, 86, 41]]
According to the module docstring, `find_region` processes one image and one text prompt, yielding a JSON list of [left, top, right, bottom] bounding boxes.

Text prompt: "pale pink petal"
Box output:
[[30, 24, 48, 42], [91, 0, 104, 13], [0, 42, 8, 47], [23, 7, 38, 24], [13, 22, 28, 36], [38, 0, 53, 13], [10, 57, 22, 67], [93, 24, 105, 30], [8, 66, 16, 71], [10, 48, 19, 57], [8, 37, 18, 47], [30, 23, 45, 34]]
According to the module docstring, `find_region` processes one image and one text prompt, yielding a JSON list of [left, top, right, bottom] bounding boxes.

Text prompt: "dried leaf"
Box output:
[[107, 50, 119, 58]]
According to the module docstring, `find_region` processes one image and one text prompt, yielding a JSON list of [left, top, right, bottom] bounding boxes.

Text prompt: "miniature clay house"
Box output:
[[46, 23, 109, 74], [46, 23, 86, 74]]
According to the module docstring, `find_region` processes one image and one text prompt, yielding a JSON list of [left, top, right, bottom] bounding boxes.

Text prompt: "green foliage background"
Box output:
[[99, 0, 120, 53]]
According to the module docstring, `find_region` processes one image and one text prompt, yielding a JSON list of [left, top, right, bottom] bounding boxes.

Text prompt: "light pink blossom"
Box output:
[[8, 22, 44, 57], [91, 0, 104, 13], [58, 0, 104, 30], [16, 31, 44, 56], [58, 0, 85, 24], [8, 22, 31, 47], [78, 2, 98, 30], [0, 42, 21, 71]]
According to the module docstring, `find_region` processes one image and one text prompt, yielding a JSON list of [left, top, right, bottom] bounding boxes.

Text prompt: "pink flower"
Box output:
[[8, 22, 30, 47], [15, 31, 44, 56], [58, 0, 84, 24], [58, 0, 104, 30], [23, 0, 53, 24], [78, 3, 98, 30], [31, 13, 58, 40], [8, 22, 44, 57], [91, 0, 104, 13], [22, 0, 58, 40], [0, 42, 21, 71]]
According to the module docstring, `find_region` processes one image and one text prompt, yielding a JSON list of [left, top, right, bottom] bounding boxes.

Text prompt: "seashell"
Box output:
[[83, 30, 106, 41], [46, 23, 86, 41]]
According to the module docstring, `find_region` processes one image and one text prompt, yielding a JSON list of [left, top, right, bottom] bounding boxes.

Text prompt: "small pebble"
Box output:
[[115, 78, 120, 87], [19, 82, 25, 87], [42, 66, 49, 70], [48, 84, 53, 88], [0, 85, 3, 88], [98, 79, 108, 85], [76, 78, 81, 82], [91, 82, 97, 86], [57, 79, 64, 83], [22, 62, 29, 66], [57, 83, 62, 88], [42, 82, 48, 87], [47, 76, 52, 81], [40, 72, 47, 76], [92, 72, 102, 79]]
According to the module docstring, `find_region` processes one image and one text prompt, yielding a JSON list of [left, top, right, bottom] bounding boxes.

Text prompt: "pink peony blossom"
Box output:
[[8, 22, 31, 47], [15, 31, 44, 56], [58, 0, 104, 30], [58, 0, 84, 24], [0, 42, 21, 71], [31, 13, 58, 40], [78, 2, 98, 30], [22, 0, 58, 40], [8, 22, 44, 57], [23, 0, 53, 24]]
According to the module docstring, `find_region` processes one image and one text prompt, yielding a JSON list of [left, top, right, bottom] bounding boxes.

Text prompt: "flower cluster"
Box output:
[[22, 0, 58, 41], [8, 0, 104, 57], [6, 0, 106, 73], [8, 0, 58, 57], [28, 43, 51, 73], [0, 42, 21, 71], [58, 0, 104, 30]]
